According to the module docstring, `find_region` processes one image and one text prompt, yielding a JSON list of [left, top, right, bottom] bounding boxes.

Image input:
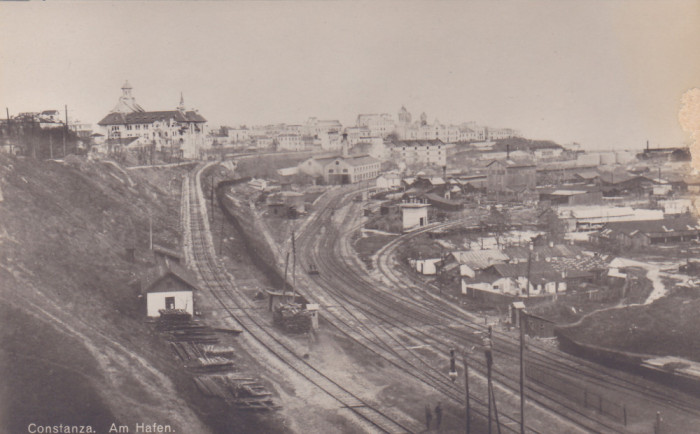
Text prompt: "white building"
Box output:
[[277, 133, 304, 151], [399, 200, 430, 231], [304, 117, 343, 137], [97, 81, 208, 159], [227, 126, 250, 143], [356, 113, 395, 138], [142, 264, 199, 318], [376, 173, 402, 190], [390, 139, 447, 166], [323, 155, 381, 184]]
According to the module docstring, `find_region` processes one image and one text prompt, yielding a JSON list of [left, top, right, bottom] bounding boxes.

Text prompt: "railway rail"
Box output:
[[292, 188, 617, 433], [183, 165, 419, 434], [306, 187, 700, 432]]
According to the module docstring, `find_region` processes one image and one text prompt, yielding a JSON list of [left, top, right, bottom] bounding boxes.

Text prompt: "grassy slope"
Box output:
[[559, 286, 700, 362], [0, 155, 210, 432]]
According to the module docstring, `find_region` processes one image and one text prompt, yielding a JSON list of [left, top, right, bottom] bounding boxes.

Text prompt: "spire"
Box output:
[[178, 92, 186, 112]]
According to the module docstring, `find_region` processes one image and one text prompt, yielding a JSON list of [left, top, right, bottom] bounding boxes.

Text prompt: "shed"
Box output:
[[523, 312, 557, 338], [141, 264, 200, 317]]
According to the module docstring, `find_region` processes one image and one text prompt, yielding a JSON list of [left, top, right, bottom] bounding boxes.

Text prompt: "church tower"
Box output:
[[178, 92, 186, 113], [398, 106, 412, 124]]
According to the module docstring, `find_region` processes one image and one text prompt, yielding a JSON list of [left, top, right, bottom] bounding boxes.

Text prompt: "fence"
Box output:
[[527, 363, 627, 425]]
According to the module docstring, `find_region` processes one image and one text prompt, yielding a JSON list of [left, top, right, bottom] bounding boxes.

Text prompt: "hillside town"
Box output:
[[2, 81, 699, 321], [3, 48, 700, 434]]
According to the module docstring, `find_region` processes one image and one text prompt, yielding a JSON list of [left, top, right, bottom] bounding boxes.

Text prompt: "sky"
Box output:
[[1, 1, 699, 150]]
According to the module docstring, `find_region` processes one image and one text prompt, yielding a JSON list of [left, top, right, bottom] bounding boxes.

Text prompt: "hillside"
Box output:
[[0, 155, 210, 433]]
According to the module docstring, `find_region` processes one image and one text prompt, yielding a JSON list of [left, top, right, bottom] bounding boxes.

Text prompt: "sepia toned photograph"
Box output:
[[1, 1, 699, 433]]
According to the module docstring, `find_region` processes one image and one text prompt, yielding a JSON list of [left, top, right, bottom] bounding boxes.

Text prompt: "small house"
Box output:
[[399, 200, 430, 232], [141, 264, 200, 317]]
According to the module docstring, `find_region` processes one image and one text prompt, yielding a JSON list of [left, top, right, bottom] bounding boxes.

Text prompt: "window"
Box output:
[[165, 296, 175, 310]]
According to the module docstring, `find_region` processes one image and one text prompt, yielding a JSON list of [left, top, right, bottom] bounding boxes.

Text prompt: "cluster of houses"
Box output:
[[410, 242, 611, 304], [212, 106, 519, 156]]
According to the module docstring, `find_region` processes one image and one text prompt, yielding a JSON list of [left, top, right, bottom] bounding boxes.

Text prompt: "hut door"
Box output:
[[165, 296, 175, 310]]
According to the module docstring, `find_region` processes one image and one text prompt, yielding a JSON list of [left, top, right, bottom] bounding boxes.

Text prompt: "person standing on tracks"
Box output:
[[434, 402, 443, 431], [425, 404, 432, 431]]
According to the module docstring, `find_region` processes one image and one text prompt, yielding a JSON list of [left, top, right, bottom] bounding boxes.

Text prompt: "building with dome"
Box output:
[[97, 81, 209, 159]]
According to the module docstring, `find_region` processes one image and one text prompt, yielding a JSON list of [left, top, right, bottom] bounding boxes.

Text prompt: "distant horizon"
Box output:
[[1, 2, 698, 151]]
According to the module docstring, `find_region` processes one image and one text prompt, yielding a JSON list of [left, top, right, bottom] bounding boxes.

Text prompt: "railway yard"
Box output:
[[181, 160, 700, 433]]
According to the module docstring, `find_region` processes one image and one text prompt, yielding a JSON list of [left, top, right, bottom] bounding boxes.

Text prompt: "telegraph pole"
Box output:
[[292, 230, 297, 298], [63, 104, 67, 157], [486, 328, 493, 434], [49, 134, 53, 159], [464, 350, 471, 434], [520, 313, 526, 434]]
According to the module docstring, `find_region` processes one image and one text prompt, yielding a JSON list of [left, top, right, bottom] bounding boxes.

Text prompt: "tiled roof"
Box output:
[[393, 139, 445, 147], [98, 110, 206, 126], [141, 263, 201, 293], [504, 244, 584, 261], [344, 155, 380, 167], [105, 137, 140, 146], [602, 217, 700, 236], [452, 249, 509, 270], [489, 262, 560, 278]]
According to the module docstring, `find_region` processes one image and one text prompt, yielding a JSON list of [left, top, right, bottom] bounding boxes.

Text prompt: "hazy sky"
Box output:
[[1, 2, 699, 150]]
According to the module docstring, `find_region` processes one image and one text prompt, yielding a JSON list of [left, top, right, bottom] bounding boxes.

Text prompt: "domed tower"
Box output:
[[111, 80, 144, 113], [398, 106, 412, 124]]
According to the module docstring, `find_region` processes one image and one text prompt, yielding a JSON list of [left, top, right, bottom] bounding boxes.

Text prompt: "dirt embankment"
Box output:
[[0, 155, 210, 433]]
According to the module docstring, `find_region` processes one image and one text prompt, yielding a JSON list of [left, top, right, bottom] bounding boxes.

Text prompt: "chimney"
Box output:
[[443, 165, 447, 178], [506, 144, 510, 159], [646, 140, 649, 151]]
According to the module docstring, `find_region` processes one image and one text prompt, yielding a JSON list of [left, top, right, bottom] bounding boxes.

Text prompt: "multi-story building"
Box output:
[[276, 133, 304, 151], [304, 117, 343, 137], [97, 81, 208, 159], [323, 154, 381, 184], [390, 139, 447, 167], [485, 159, 536, 193], [226, 126, 250, 143], [356, 113, 395, 138]]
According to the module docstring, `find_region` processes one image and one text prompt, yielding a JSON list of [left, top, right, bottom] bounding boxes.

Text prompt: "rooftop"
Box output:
[[98, 110, 206, 126]]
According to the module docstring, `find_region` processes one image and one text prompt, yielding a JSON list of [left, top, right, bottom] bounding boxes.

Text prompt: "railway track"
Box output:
[[182, 165, 419, 434], [208, 163, 700, 433], [292, 188, 619, 433], [374, 216, 700, 419]]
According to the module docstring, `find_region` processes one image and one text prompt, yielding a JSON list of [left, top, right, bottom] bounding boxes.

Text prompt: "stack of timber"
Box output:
[[202, 344, 236, 358], [157, 311, 219, 344], [153, 309, 278, 411], [273, 302, 312, 333]]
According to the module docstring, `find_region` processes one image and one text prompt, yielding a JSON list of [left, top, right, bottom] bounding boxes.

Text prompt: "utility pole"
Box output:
[[486, 328, 493, 434], [63, 104, 67, 157], [520, 313, 526, 434], [464, 350, 471, 434], [149, 214, 153, 250], [49, 134, 53, 159], [525, 249, 532, 298], [292, 230, 297, 298], [219, 212, 224, 254], [5, 108, 11, 154]]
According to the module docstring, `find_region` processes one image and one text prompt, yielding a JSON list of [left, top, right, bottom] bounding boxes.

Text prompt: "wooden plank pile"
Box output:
[[202, 344, 236, 358], [154, 314, 278, 411]]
